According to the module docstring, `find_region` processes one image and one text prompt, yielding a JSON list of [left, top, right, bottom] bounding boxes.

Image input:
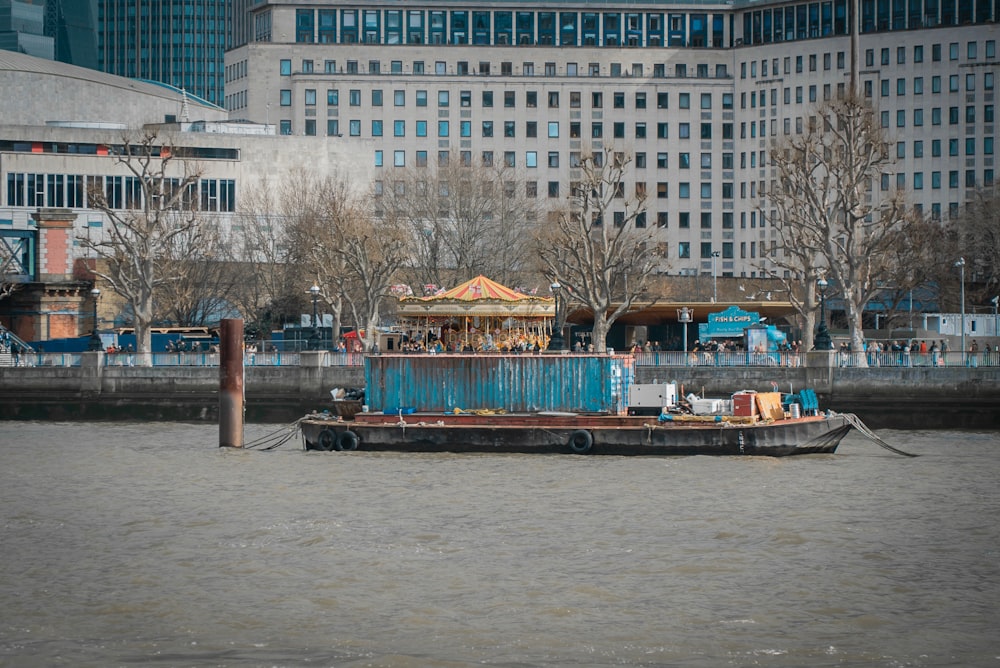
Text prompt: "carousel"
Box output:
[[395, 276, 555, 352]]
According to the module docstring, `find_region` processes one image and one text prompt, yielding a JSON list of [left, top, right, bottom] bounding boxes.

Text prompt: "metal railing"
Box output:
[[4, 349, 998, 369]]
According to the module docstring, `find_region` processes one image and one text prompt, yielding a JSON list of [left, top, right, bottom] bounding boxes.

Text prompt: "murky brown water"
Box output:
[[1, 422, 998, 667]]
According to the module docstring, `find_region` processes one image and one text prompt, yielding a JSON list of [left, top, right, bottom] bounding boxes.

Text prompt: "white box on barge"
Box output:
[[627, 383, 677, 409], [691, 398, 733, 415]]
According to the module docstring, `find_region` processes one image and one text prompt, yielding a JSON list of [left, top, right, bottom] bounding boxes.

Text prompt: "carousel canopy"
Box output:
[[398, 275, 554, 318]]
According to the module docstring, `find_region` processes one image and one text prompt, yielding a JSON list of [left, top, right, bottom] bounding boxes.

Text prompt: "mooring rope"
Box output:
[[841, 413, 919, 457], [243, 419, 303, 450]]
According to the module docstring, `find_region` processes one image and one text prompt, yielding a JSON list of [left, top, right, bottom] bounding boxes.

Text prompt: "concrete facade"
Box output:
[[225, 0, 998, 280]]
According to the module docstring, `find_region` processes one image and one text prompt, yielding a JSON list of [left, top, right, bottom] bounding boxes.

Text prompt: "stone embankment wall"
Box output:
[[0, 352, 997, 428]]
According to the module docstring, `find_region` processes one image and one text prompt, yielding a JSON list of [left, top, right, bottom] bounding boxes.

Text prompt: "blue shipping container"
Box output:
[[365, 354, 634, 414]]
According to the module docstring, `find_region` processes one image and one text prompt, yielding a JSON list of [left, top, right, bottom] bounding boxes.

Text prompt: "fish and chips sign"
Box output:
[[698, 305, 761, 339]]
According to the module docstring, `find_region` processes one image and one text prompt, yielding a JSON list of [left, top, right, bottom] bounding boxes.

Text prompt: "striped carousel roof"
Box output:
[[398, 275, 553, 318]]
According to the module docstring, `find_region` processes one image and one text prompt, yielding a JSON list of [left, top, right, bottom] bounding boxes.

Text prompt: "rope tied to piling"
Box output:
[[841, 413, 919, 457]]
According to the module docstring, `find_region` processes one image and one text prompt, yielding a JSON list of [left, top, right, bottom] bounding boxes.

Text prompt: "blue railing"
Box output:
[[3, 349, 997, 369]]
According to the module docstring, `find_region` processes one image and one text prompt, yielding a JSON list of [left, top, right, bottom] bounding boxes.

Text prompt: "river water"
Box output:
[[1, 422, 998, 667]]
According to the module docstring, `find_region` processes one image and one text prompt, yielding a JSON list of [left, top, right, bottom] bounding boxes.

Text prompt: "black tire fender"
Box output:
[[568, 429, 594, 454], [337, 429, 359, 451], [317, 428, 337, 451]]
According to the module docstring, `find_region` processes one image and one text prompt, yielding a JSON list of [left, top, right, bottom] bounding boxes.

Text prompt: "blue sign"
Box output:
[[698, 305, 761, 339]]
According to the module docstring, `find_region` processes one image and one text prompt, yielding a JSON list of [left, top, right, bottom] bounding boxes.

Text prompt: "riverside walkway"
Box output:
[[2, 349, 997, 369], [1, 350, 998, 428]]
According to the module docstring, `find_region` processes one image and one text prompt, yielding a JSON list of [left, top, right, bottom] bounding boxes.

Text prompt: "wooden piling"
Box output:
[[219, 318, 244, 448]]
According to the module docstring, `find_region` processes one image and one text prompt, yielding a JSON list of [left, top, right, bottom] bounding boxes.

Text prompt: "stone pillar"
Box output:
[[30, 209, 78, 282], [299, 351, 328, 402], [79, 351, 104, 394], [805, 349, 837, 398]]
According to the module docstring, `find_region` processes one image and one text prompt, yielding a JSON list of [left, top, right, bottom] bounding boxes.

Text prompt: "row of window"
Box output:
[[287, 108, 994, 147], [4, 173, 237, 213], [742, 0, 995, 46], [893, 138, 996, 159], [292, 86, 734, 112], [293, 117, 739, 142], [274, 2, 996, 50], [877, 106, 995, 131], [284, 7, 725, 48], [0, 141, 239, 161], [278, 57, 729, 80], [740, 40, 995, 83], [883, 170, 996, 190], [870, 73, 996, 96]]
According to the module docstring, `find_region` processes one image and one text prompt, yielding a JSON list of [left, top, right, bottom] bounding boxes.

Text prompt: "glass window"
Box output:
[[526, 151, 537, 168], [548, 122, 559, 137]]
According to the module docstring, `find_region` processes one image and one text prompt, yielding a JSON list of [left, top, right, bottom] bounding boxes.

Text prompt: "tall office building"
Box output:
[[47, 0, 98, 70], [99, 0, 227, 107], [0, 0, 52, 59], [224, 0, 998, 280]]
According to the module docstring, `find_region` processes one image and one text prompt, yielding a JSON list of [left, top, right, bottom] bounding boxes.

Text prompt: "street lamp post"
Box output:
[[955, 257, 965, 364], [549, 281, 565, 351], [88, 288, 102, 351], [308, 285, 321, 351], [677, 306, 692, 365], [814, 277, 833, 350], [711, 251, 721, 303]]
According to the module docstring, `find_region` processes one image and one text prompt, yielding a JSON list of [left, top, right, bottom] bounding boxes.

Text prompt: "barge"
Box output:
[[299, 353, 858, 457], [300, 408, 853, 457]]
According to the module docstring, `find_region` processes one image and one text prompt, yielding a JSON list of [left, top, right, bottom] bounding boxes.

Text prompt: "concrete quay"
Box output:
[[0, 351, 997, 429]]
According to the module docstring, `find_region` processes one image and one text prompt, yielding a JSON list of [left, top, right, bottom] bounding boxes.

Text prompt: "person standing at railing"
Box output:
[[930, 341, 940, 368], [969, 340, 979, 367]]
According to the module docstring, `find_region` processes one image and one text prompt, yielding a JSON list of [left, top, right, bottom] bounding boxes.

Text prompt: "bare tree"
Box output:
[[339, 192, 412, 351], [535, 147, 661, 352], [155, 221, 240, 326], [753, 203, 823, 350], [872, 213, 951, 330], [378, 157, 539, 288], [282, 171, 356, 340], [79, 129, 204, 357], [229, 179, 301, 338], [767, 94, 909, 356], [954, 187, 1000, 306]]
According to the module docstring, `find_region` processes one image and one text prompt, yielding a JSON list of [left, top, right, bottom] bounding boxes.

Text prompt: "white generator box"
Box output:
[[628, 383, 677, 408], [691, 398, 725, 415]]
